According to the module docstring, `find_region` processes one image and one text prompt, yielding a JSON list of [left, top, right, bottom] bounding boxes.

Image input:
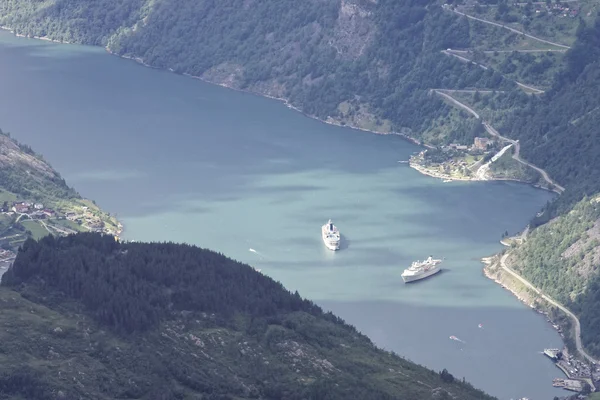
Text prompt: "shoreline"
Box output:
[[105, 46, 434, 149], [106, 47, 426, 148], [409, 162, 478, 182], [482, 245, 598, 391], [0, 26, 72, 44], [410, 160, 556, 193], [112, 49, 559, 196], [0, 26, 553, 192], [2, 26, 566, 309], [481, 254, 538, 308]]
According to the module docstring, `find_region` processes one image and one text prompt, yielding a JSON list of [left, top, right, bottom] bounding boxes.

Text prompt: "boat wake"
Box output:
[[450, 335, 466, 344], [248, 248, 267, 260]]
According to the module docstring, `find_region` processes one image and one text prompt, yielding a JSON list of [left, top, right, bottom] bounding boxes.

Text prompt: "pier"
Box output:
[[544, 347, 598, 393]]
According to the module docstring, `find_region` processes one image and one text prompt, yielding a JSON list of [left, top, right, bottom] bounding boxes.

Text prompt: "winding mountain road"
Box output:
[[431, 88, 505, 94], [499, 251, 598, 366], [441, 50, 545, 94], [475, 143, 513, 179], [446, 6, 571, 49], [448, 49, 567, 54], [515, 81, 545, 94], [433, 90, 480, 118], [442, 50, 488, 70], [431, 90, 565, 192], [482, 122, 565, 192]]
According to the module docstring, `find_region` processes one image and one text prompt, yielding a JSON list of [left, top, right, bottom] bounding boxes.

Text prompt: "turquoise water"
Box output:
[[0, 31, 563, 399]]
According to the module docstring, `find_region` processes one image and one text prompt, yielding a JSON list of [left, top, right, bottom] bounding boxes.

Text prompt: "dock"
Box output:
[[552, 378, 583, 392], [543, 348, 562, 361]]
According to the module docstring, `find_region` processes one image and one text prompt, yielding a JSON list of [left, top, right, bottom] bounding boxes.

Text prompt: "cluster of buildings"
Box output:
[[0, 248, 16, 273], [65, 207, 105, 232], [534, 2, 580, 18], [7, 202, 56, 219], [544, 347, 600, 394], [3, 201, 106, 233], [452, 0, 581, 18], [445, 137, 494, 153]]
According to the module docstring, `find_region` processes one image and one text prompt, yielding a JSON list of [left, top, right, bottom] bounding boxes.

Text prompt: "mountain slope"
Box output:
[[0, 233, 495, 400], [2, 0, 595, 194], [503, 194, 600, 357], [0, 129, 78, 204], [0, 0, 514, 140], [0, 129, 120, 253]]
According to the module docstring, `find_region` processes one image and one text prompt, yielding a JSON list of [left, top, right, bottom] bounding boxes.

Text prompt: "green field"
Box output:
[[20, 219, 50, 240], [0, 190, 17, 205], [52, 218, 84, 232]]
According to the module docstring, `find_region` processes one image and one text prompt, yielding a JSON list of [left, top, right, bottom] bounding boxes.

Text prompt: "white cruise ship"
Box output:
[[401, 256, 442, 283], [321, 219, 340, 251]]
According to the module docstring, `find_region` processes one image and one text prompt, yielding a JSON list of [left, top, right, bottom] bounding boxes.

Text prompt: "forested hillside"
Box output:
[[489, 18, 600, 220], [0, 233, 495, 400], [0, 0, 513, 140], [507, 195, 600, 356], [2, 0, 597, 201], [0, 129, 77, 203]]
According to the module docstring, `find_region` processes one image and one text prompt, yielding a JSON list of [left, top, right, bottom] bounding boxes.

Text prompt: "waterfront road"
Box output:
[[500, 251, 599, 367]]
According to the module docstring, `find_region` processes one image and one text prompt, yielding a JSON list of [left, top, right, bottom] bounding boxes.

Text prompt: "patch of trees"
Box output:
[[2, 233, 329, 334], [0, 233, 497, 400], [574, 275, 600, 357], [0, 366, 53, 400], [0, 166, 78, 202]]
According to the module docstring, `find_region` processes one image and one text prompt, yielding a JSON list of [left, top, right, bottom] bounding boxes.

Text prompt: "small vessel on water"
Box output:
[[321, 219, 340, 251], [543, 348, 562, 361], [402, 256, 442, 283]]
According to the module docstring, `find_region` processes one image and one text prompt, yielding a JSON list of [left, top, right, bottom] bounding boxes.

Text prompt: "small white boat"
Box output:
[[321, 219, 340, 251]]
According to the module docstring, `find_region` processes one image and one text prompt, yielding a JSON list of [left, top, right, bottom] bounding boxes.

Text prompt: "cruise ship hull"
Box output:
[[402, 265, 441, 283], [323, 240, 340, 251], [321, 220, 340, 251]]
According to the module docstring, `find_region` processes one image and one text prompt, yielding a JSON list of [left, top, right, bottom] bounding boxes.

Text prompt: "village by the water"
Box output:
[[0, 199, 121, 272]]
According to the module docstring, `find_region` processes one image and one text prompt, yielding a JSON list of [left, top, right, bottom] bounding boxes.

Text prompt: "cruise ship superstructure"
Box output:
[[402, 256, 442, 283], [321, 219, 340, 251]]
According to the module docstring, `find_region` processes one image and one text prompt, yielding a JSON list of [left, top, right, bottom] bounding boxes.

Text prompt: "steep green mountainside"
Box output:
[[507, 194, 600, 356], [0, 129, 120, 251], [0, 0, 514, 140], [488, 19, 600, 220], [425, 17, 600, 218], [0, 233, 494, 400], [1, 0, 595, 185], [3, 0, 597, 191]]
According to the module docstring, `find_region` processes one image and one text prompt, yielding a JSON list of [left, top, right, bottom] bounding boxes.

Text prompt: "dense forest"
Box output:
[[0, 233, 495, 400]]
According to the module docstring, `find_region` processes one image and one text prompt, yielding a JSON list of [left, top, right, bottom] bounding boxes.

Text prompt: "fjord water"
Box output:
[[0, 31, 563, 399]]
